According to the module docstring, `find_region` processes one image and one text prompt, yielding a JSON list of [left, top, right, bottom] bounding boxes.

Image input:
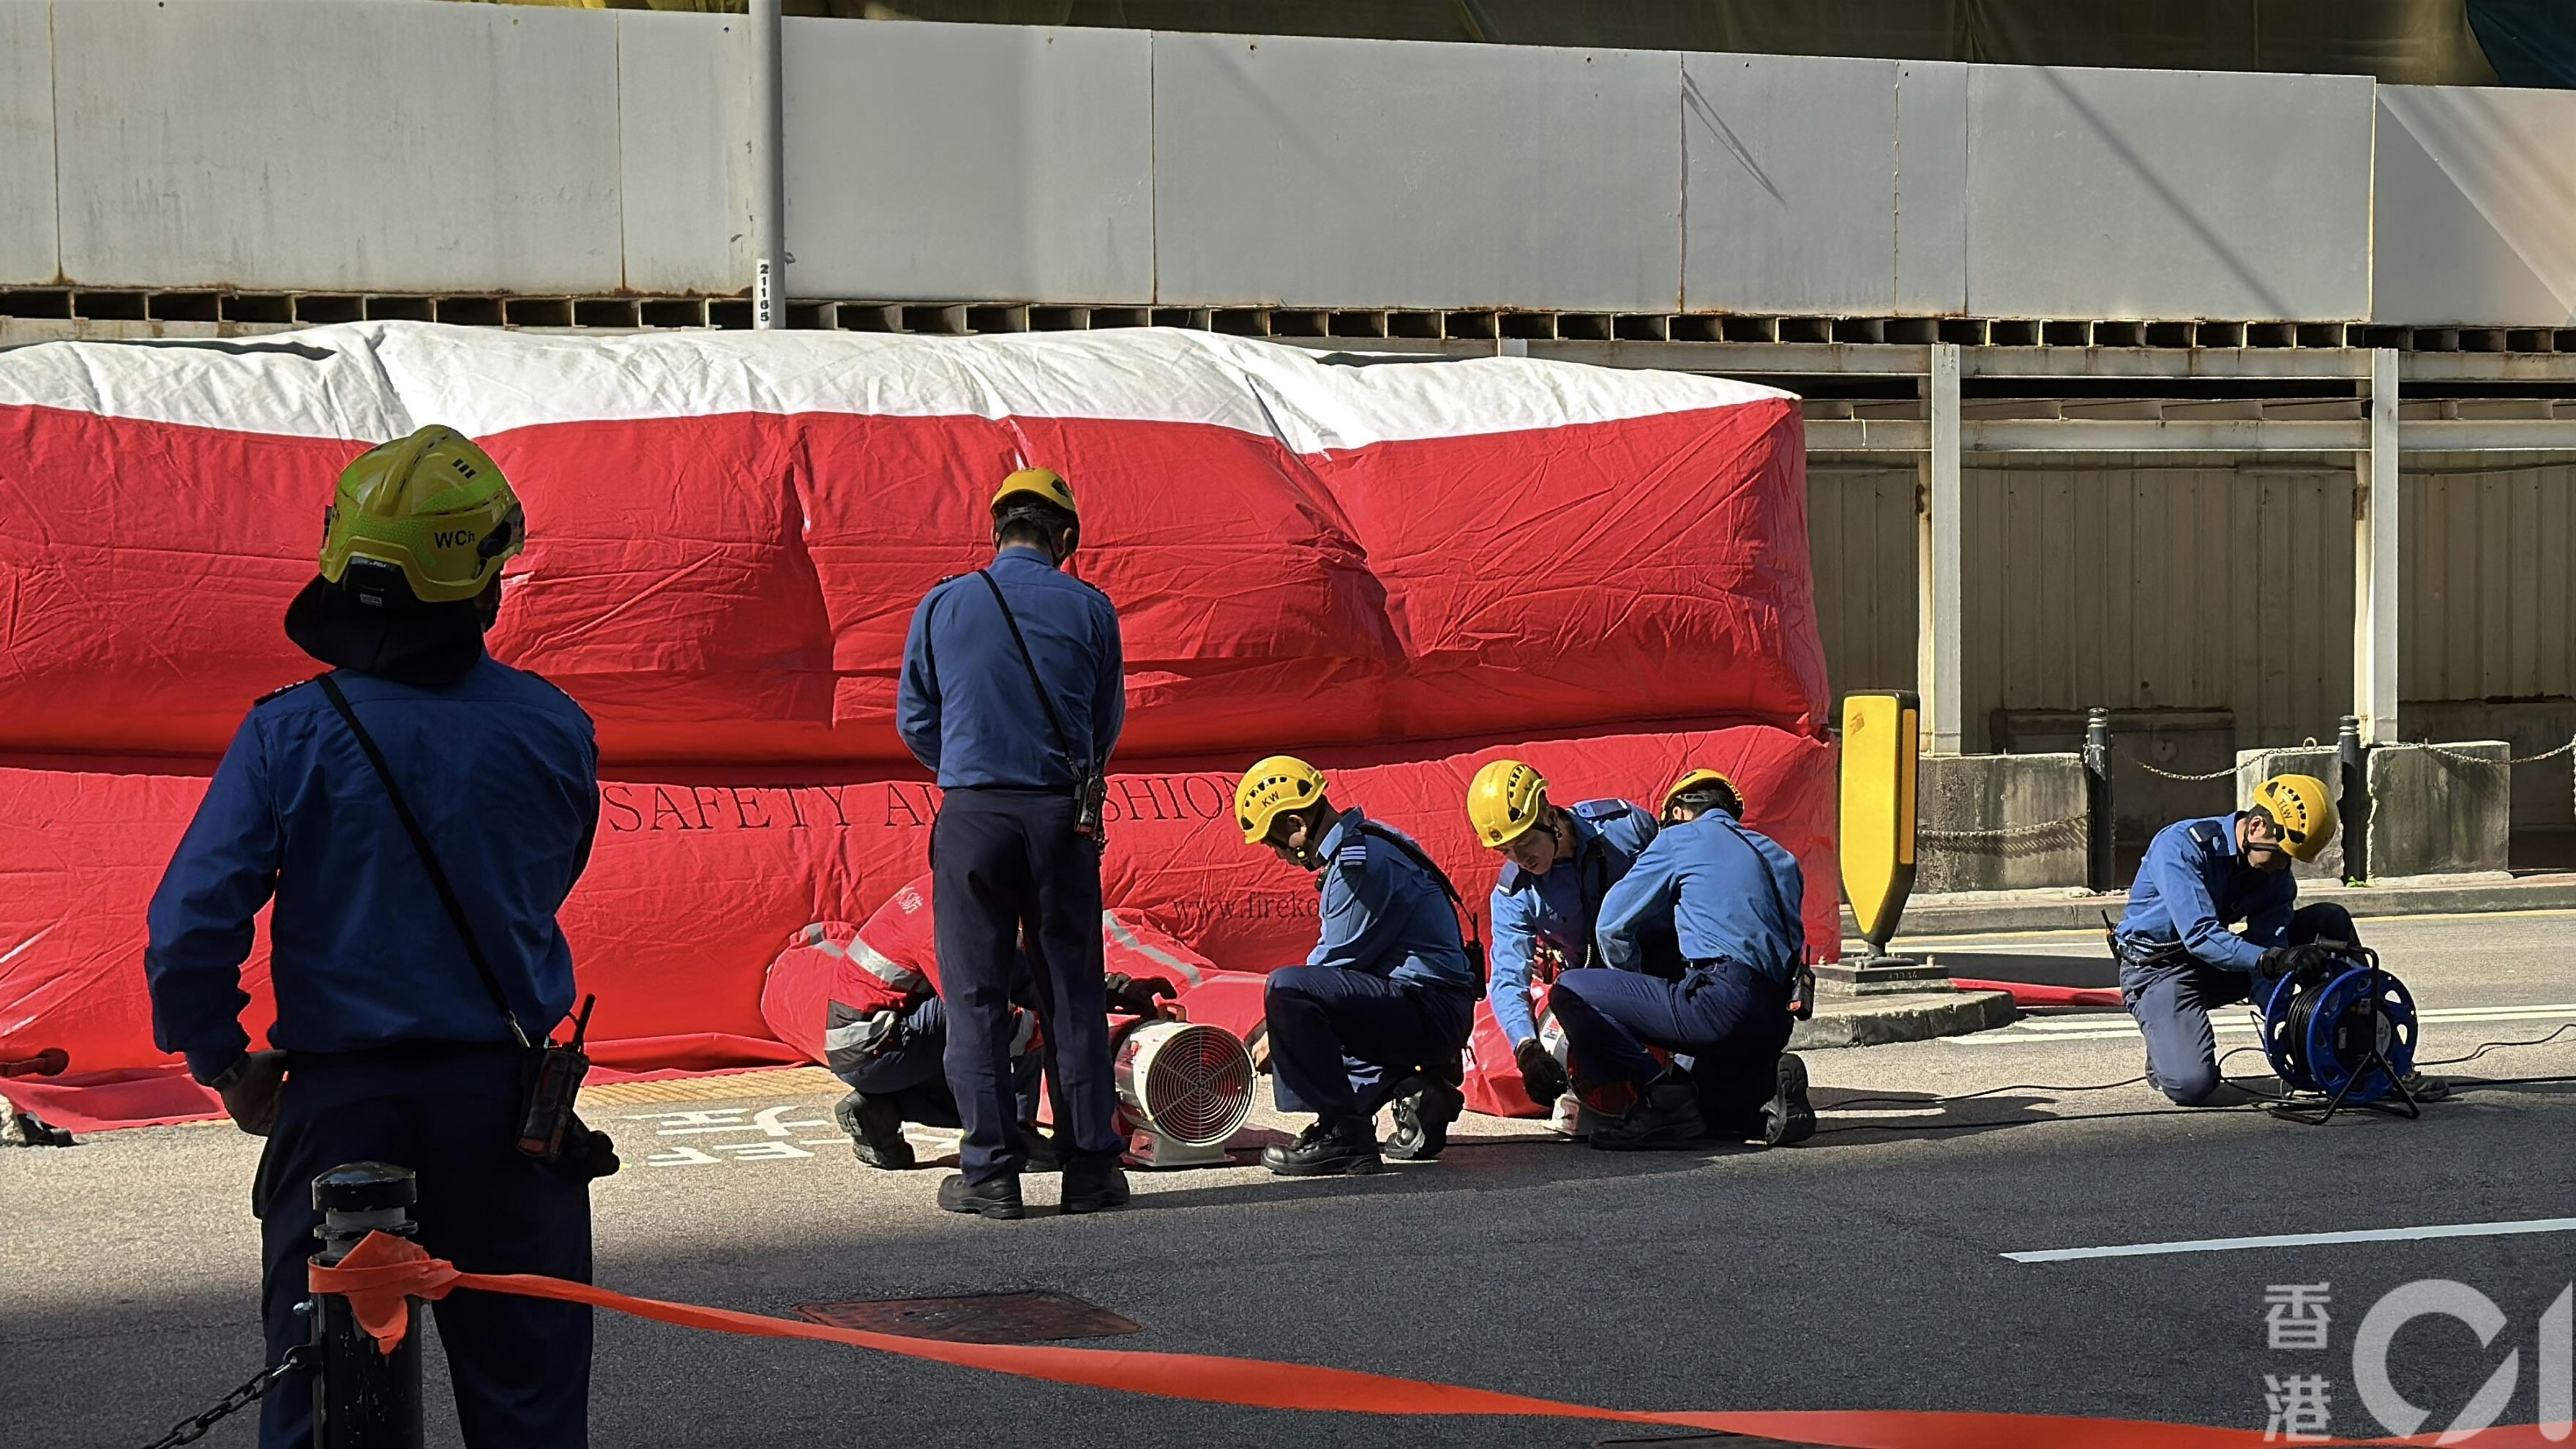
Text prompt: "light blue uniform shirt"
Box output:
[[1486, 799, 1658, 1045], [1595, 810, 1805, 982], [1308, 809, 1478, 996], [2116, 812, 2296, 978], [898, 546, 1125, 790]]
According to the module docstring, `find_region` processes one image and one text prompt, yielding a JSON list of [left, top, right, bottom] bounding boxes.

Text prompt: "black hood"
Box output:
[[284, 575, 489, 686]]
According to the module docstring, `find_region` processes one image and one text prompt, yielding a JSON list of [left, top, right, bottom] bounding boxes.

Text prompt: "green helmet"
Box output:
[[320, 425, 524, 604]]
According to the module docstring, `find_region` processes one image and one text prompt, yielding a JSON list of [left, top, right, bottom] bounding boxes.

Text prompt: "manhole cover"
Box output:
[[794, 1291, 1143, 1344]]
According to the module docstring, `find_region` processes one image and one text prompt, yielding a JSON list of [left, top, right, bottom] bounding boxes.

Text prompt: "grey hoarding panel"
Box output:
[[1153, 33, 1681, 312], [1682, 53, 1903, 316], [53, 1, 623, 294], [620, 12, 752, 298], [0, 2, 56, 286], [2374, 86, 2576, 327], [1892, 61, 1970, 316], [1966, 66, 2373, 322], [782, 20, 1151, 304]]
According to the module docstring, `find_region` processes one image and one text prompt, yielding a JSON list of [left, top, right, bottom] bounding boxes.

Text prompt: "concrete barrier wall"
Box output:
[[0, 2, 2523, 321], [1914, 752, 2090, 894], [2238, 742, 2510, 880]]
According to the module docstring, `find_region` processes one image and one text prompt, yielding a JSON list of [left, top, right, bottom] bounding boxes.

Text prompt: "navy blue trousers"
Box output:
[[835, 997, 1041, 1129], [255, 1045, 591, 1448], [1551, 960, 1794, 1133], [1264, 966, 1475, 1120], [932, 788, 1120, 1181], [2121, 902, 2359, 1105]]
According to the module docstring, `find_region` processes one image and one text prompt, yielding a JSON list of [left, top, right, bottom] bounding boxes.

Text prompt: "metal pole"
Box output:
[[1917, 342, 1963, 755], [310, 1163, 424, 1449], [2337, 714, 2368, 886], [2083, 706, 2114, 893], [749, 0, 787, 330], [2353, 349, 2400, 744]]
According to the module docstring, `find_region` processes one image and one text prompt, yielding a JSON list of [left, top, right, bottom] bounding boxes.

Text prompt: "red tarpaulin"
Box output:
[[0, 324, 1832, 1128]]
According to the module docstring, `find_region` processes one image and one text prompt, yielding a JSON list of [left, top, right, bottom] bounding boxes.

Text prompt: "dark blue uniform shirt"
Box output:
[[1486, 798, 1658, 1044], [897, 546, 1125, 790], [2116, 812, 2296, 978], [145, 658, 599, 1082], [1308, 809, 1478, 995], [1596, 810, 1805, 981]]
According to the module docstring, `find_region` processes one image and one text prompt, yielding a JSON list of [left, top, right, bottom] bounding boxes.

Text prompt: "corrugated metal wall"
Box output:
[[1808, 455, 2367, 752], [2402, 455, 2576, 702]]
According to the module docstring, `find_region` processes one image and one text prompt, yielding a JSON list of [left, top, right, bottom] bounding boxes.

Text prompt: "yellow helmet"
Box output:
[[1663, 768, 1742, 819], [1236, 755, 1327, 845], [2251, 774, 2338, 862], [990, 467, 1077, 518], [1467, 759, 1549, 849], [320, 425, 523, 604]]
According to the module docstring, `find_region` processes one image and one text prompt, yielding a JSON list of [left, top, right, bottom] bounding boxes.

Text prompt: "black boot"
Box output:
[[1020, 1121, 1063, 1174], [1383, 1075, 1465, 1161], [1259, 1117, 1382, 1177], [937, 1172, 1025, 1220], [834, 1091, 915, 1171], [1060, 1154, 1131, 1213], [1760, 1054, 1816, 1147], [1591, 1080, 1706, 1151]]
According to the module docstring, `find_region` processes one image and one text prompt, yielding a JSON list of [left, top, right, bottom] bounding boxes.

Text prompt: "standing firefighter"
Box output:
[[899, 467, 1129, 1220], [1466, 759, 1663, 1116], [1555, 769, 1817, 1150], [2113, 773, 2444, 1106], [145, 426, 610, 1448], [1235, 756, 1481, 1175]]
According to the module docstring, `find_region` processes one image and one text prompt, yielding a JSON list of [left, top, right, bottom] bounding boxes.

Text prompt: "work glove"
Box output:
[[1103, 972, 1177, 1018], [2261, 942, 2343, 988], [1515, 1038, 1570, 1107]]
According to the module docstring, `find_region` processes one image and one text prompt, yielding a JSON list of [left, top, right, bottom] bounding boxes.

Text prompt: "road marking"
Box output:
[[1949, 1002, 2576, 1046], [2005, 1217, 2576, 1264], [1865, 905, 2576, 954]]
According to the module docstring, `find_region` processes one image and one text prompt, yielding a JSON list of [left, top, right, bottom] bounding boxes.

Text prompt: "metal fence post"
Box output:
[[2083, 707, 2114, 892], [310, 1162, 424, 1449], [2337, 714, 2367, 885]]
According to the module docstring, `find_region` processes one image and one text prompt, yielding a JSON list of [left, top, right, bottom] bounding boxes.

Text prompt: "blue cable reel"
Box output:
[[2257, 945, 2422, 1120]]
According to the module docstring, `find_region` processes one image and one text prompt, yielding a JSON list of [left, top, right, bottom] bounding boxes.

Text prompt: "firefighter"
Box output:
[[897, 467, 1129, 1221], [1556, 769, 1817, 1151], [2113, 773, 2446, 1107], [1235, 756, 1480, 1175], [145, 427, 604, 1448], [1466, 759, 1661, 1117]]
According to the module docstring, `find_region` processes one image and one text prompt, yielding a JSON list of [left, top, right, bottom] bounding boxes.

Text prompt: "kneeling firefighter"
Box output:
[[144, 427, 612, 1448], [2113, 774, 2446, 1107], [816, 872, 1179, 1170], [1235, 756, 1483, 1175], [1553, 770, 1817, 1150], [1465, 759, 1666, 1123]]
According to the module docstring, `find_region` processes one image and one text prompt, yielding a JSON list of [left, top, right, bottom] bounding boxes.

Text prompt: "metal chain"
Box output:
[[2412, 737, 2576, 768], [2111, 744, 2238, 782], [141, 1349, 307, 1449], [1918, 814, 2089, 857]]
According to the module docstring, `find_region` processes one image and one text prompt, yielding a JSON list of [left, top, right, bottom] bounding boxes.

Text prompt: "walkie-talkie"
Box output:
[[517, 994, 596, 1161]]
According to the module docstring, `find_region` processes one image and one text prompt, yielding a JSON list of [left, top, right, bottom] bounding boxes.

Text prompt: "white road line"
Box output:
[[1948, 1003, 2576, 1046], [2005, 1217, 2576, 1264]]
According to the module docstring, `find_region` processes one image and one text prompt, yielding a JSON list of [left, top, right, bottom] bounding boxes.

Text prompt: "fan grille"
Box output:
[[1131, 1023, 1254, 1146]]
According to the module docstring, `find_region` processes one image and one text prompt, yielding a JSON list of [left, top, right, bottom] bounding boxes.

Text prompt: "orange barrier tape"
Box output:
[[309, 1232, 2547, 1449]]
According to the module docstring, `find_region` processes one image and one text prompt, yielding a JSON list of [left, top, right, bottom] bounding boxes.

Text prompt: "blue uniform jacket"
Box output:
[[2116, 812, 2296, 981], [1595, 810, 1805, 982], [1486, 798, 1658, 1045], [897, 546, 1125, 790], [146, 658, 599, 1082], [1307, 809, 1478, 997]]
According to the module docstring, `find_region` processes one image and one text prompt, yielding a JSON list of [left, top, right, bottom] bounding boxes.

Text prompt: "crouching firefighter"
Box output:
[[1553, 770, 1818, 1150], [818, 873, 1176, 1170], [2112, 773, 2446, 1107], [144, 426, 613, 1448], [1465, 759, 1666, 1120], [1235, 756, 1483, 1175]]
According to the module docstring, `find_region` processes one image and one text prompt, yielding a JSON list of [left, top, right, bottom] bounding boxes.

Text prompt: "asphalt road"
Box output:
[[10, 909, 2576, 1449]]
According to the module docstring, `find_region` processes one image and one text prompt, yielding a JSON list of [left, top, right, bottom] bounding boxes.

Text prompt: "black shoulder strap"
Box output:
[[976, 569, 1088, 774], [316, 673, 533, 1049], [1358, 823, 1487, 979]]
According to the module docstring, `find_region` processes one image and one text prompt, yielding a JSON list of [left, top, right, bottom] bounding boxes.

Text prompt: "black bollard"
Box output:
[[2337, 715, 2367, 885], [2083, 707, 2114, 893], [310, 1162, 424, 1449]]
